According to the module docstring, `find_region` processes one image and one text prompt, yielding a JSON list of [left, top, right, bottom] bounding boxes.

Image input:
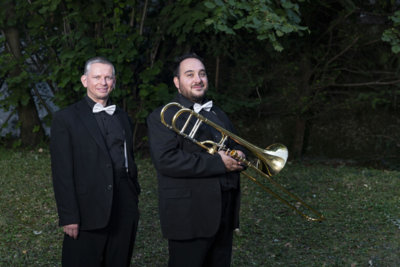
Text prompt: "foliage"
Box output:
[[247, 0, 400, 157], [382, 10, 400, 54], [159, 1, 211, 44], [204, 0, 308, 51], [0, 0, 313, 148], [0, 0, 169, 133], [1, 149, 400, 266], [0, 0, 399, 162], [0, 0, 308, 110], [0, 1, 33, 107]]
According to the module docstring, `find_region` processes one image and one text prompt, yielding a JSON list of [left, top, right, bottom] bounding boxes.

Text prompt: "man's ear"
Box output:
[[112, 76, 116, 89], [81, 75, 87, 87], [173, 76, 180, 92]]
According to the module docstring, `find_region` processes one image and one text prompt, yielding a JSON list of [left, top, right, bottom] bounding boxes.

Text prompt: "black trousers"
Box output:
[[168, 190, 236, 267], [62, 176, 139, 267]]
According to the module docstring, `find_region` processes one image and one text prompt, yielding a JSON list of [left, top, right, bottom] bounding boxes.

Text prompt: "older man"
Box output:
[[50, 57, 140, 266]]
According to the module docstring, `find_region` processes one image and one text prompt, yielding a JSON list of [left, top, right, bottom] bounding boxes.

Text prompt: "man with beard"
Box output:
[[147, 53, 245, 267]]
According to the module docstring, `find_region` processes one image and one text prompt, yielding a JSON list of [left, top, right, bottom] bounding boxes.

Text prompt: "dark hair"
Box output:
[[173, 52, 205, 77], [84, 57, 115, 76]]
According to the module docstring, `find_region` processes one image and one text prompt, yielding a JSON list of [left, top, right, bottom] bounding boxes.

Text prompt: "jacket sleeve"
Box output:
[[146, 108, 227, 178], [50, 111, 80, 226]]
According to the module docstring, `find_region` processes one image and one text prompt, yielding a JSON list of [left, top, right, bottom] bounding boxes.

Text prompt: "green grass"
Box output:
[[0, 149, 399, 266]]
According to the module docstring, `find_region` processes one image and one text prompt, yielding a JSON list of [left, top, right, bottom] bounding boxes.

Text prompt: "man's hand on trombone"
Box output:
[[218, 150, 246, 172]]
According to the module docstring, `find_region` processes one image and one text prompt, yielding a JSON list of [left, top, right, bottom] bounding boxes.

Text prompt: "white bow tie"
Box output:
[[92, 103, 116, 115], [193, 101, 213, 113]]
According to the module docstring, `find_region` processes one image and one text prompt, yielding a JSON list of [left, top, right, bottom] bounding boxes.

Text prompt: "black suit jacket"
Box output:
[[50, 98, 140, 230], [147, 94, 241, 240]]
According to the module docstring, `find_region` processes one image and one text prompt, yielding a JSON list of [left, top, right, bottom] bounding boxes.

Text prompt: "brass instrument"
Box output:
[[160, 102, 325, 222]]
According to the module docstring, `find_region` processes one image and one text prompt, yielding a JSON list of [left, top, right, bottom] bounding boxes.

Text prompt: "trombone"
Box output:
[[160, 102, 325, 222]]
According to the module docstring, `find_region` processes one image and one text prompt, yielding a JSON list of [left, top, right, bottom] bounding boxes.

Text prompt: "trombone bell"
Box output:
[[256, 143, 288, 176]]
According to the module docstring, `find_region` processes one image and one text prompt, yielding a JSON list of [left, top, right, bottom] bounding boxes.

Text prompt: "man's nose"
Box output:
[[194, 74, 202, 83], [101, 77, 107, 85]]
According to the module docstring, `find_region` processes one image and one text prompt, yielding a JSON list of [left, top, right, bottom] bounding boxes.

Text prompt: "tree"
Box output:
[[0, 0, 308, 148], [0, 0, 170, 148], [1, 0, 398, 164], [0, 0, 45, 146], [265, 0, 400, 158], [382, 10, 400, 54]]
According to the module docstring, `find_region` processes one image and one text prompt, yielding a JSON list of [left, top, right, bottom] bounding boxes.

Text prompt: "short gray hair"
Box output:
[[84, 57, 115, 76]]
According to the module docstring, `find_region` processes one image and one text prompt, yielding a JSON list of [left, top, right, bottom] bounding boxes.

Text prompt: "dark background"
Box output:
[[1, 0, 399, 169]]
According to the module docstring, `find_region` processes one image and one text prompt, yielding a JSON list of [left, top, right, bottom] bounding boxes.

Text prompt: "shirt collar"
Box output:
[[176, 93, 210, 110], [85, 95, 112, 109]]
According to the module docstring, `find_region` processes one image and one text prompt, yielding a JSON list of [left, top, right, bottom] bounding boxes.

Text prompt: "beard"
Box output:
[[191, 94, 205, 103], [189, 84, 208, 103]]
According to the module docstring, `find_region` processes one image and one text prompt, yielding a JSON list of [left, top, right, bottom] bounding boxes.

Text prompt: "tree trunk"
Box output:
[[291, 55, 313, 159], [291, 117, 306, 159], [3, 2, 44, 146], [17, 97, 44, 146], [215, 56, 220, 90]]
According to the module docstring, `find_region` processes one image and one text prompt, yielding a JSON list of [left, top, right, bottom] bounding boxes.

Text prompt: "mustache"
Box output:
[[192, 82, 204, 87]]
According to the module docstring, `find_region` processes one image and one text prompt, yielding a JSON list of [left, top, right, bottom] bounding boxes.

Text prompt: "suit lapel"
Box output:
[[115, 108, 131, 143], [115, 108, 128, 132], [116, 108, 133, 150], [74, 99, 110, 157]]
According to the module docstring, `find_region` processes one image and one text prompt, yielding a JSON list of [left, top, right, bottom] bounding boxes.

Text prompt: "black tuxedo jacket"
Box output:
[[147, 94, 242, 240], [50, 98, 140, 230]]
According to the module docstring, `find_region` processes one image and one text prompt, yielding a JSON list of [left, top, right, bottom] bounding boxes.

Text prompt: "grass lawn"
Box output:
[[0, 148, 399, 266]]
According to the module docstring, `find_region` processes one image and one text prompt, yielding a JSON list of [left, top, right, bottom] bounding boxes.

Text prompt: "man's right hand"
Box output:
[[63, 224, 79, 239], [218, 150, 244, 172]]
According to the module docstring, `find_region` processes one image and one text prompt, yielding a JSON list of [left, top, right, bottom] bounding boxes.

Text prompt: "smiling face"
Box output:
[[80, 62, 115, 106], [173, 58, 208, 103]]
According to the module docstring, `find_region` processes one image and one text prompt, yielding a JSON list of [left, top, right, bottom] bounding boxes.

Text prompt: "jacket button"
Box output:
[[107, 184, 113, 191]]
